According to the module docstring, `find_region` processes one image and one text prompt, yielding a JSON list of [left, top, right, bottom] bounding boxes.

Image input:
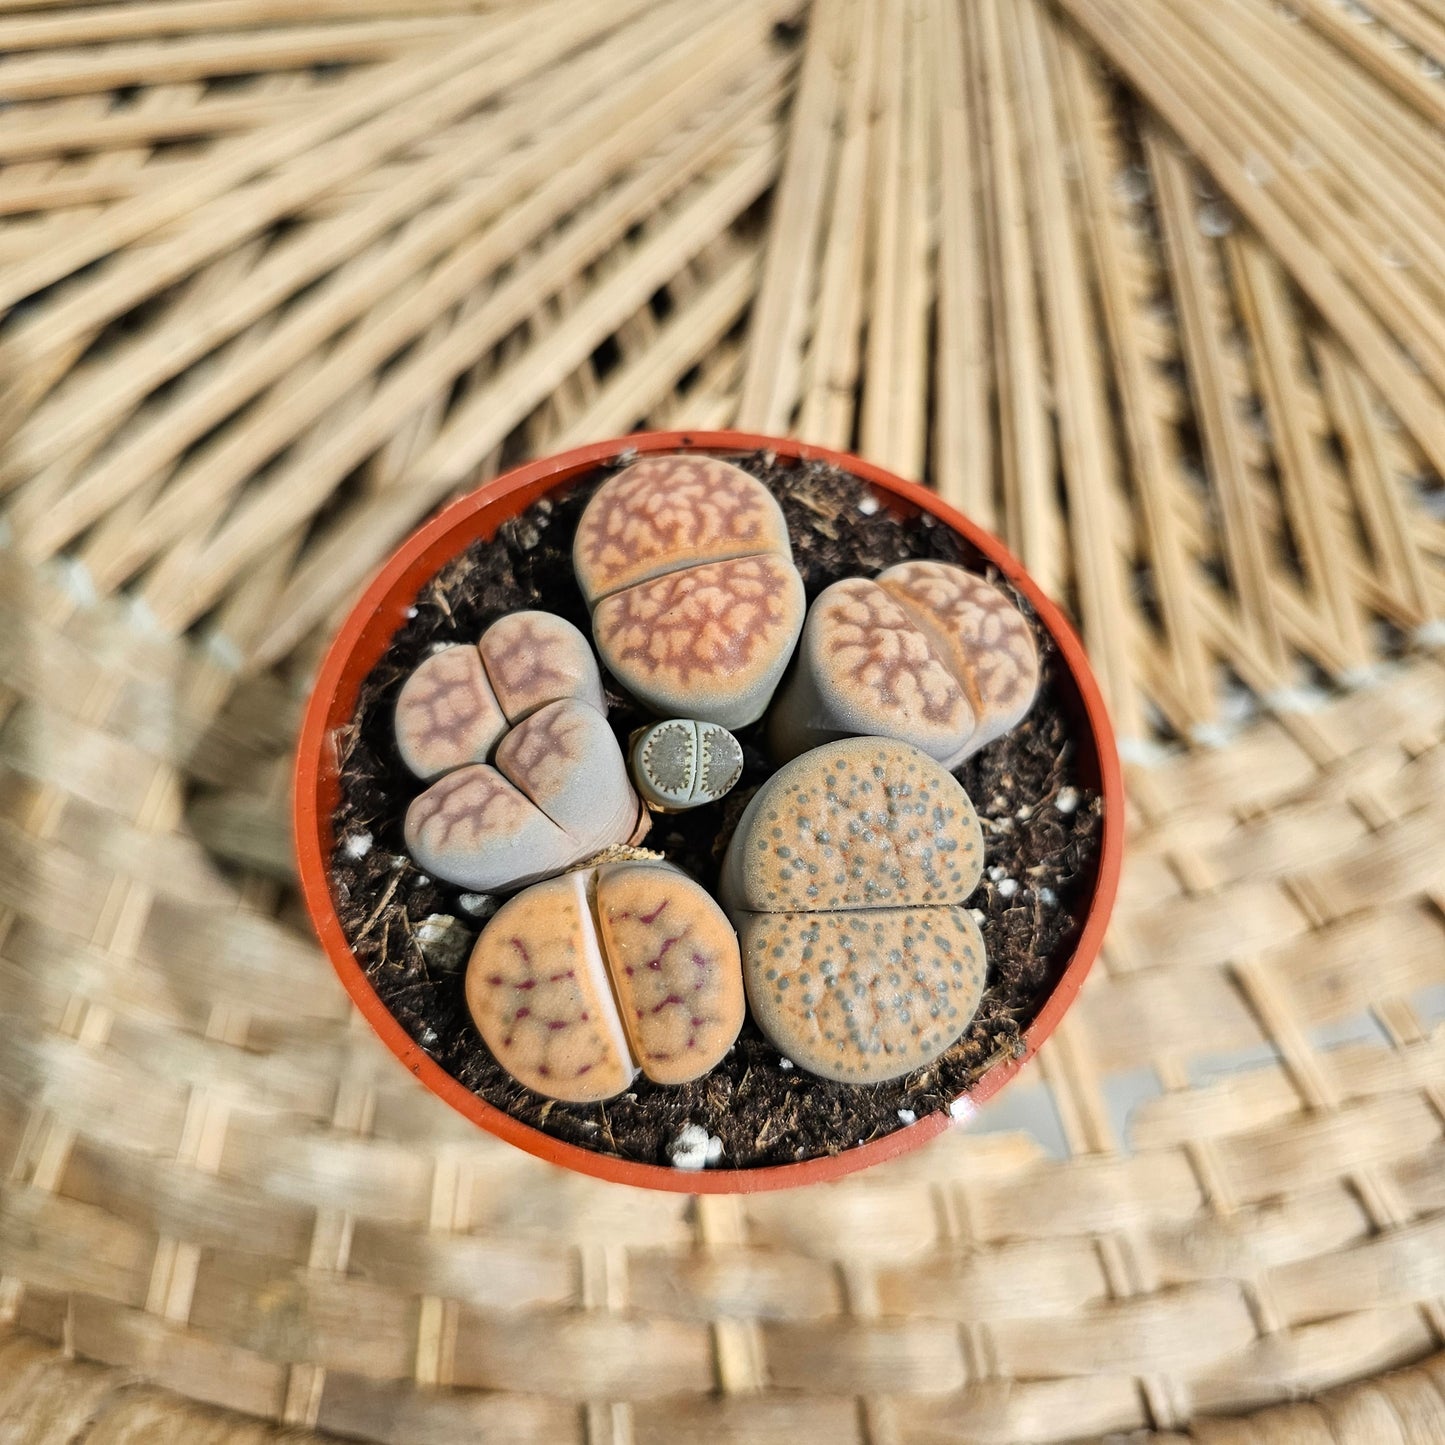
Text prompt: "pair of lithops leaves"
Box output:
[[396, 612, 644, 891], [574, 455, 807, 730], [722, 736, 988, 1084], [769, 561, 1041, 767], [467, 859, 745, 1103]]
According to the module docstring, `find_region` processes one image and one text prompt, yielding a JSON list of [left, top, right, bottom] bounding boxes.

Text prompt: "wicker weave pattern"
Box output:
[[0, 549, 1442, 1440], [3, 1, 1445, 1439], [0, 1, 1440, 733]]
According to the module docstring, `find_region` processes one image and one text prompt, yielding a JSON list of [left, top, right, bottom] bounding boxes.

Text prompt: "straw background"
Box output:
[[1, 1, 1444, 1440]]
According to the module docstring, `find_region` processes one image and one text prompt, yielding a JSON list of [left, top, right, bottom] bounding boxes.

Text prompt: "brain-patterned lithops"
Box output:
[[630, 719, 744, 812], [768, 561, 1039, 767], [395, 612, 641, 891], [573, 455, 806, 729], [465, 861, 745, 1102], [720, 737, 988, 1084]]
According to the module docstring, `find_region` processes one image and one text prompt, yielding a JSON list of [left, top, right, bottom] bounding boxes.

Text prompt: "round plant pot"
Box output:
[[294, 431, 1125, 1193]]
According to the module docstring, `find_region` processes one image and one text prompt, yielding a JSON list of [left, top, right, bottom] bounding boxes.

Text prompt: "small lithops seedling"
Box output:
[[630, 718, 744, 812], [573, 455, 806, 728], [395, 611, 640, 891], [720, 737, 988, 1084], [768, 561, 1039, 767], [466, 860, 745, 1103]]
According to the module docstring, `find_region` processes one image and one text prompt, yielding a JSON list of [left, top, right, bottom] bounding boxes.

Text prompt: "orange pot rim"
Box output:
[[294, 431, 1125, 1194]]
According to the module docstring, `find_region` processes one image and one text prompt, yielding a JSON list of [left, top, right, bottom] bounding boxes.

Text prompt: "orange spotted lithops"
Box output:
[[720, 737, 988, 1084], [574, 455, 806, 728], [768, 561, 1039, 766], [466, 861, 745, 1102], [396, 612, 641, 891]]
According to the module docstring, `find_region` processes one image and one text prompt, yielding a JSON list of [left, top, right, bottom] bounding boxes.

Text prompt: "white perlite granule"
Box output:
[[1054, 787, 1079, 815], [668, 1124, 724, 1171], [344, 832, 373, 859], [897, 1109, 917, 1125]]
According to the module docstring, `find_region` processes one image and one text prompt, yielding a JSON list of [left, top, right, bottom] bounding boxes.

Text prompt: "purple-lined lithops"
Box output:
[[720, 737, 987, 1084], [768, 562, 1039, 767], [574, 456, 806, 728], [630, 718, 744, 812], [404, 697, 639, 892], [396, 612, 640, 891], [465, 861, 745, 1102]]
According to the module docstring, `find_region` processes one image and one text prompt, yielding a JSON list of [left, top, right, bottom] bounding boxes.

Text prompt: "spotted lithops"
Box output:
[[768, 561, 1039, 766], [395, 612, 641, 891], [574, 455, 806, 728], [720, 737, 988, 1084], [466, 861, 746, 1102], [630, 719, 744, 812]]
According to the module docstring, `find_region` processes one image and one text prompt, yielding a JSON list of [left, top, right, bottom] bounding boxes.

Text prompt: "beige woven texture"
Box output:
[[1, 1, 1445, 1441]]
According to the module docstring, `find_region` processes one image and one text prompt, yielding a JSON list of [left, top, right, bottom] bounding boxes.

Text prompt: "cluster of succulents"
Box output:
[[392, 456, 1039, 1106]]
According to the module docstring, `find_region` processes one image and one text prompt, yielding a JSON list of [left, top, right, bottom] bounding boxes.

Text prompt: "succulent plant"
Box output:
[[720, 737, 988, 1084], [768, 561, 1039, 766], [573, 455, 806, 728], [630, 718, 744, 812], [395, 612, 641, 891], [466, 860, 745, 1102]]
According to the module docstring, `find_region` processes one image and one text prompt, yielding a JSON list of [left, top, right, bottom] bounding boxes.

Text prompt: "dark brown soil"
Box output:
[[328, 452, 1104, 1170]]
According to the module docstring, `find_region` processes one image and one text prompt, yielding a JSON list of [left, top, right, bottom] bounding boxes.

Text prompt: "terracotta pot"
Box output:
[[294, 431, 1125, 1193]]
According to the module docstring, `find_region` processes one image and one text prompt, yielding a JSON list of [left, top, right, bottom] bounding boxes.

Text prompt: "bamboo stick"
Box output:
[[795, 0, 878, 451], [735, 0, 851, 433], [977, 0, 1063, 593], [931, 0, 993, 522]]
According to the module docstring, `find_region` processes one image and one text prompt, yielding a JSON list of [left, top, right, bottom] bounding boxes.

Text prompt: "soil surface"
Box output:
[[329, 452, 1104, 1170]]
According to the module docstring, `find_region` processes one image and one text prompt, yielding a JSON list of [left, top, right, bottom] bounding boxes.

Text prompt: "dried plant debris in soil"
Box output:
[[330, 454, 1103, 1169]]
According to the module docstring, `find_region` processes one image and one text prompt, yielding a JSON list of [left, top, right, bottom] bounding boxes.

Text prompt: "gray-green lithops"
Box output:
[[630, 718, 744, 812], [720, 736, 987, 1084]]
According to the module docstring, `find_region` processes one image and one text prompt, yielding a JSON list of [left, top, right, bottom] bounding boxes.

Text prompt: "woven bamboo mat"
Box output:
[[2, 1, 1445, 1440]]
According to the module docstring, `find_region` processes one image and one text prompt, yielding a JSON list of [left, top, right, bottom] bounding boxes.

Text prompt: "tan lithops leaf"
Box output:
[[592, 554, 806, 729], [878, 562, 1040, 757], [720, 738, 988, 1085], [738, 906, 986, 1084], [574, 455, 805, 726], [721, 737, 984, 916], [594, 861, 744, 1086], [495, 697, 638, 845], [404, 764, 574, 892], [466, 872, 636, 1104], [466, 863, 745, 1102], [479, 610, 604, 723], [393, 643, 507, 780], [767, 578, 975, 766], [573, 455, 793, 605], [630, 718, 744, 811]]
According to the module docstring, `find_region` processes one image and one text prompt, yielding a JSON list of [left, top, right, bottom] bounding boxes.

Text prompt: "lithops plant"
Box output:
[[466, 860, 745, 1103], [395, 611, 641, 891], [573, 455, 806, 728], [768, 561, 1039, 767], [720, 737, 988, 1084], [630, 718, 744, 812]]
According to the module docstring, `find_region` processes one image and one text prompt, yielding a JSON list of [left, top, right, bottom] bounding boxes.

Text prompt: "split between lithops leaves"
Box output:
[[395, 611, 641, 892], [768, 561, 1040, 767], [574, 455, 806, 729], [466, 861, 745, 1103], [630, 718, 744, 812], [395, 611, 604, 780], [721, 737, 988, 1085]]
